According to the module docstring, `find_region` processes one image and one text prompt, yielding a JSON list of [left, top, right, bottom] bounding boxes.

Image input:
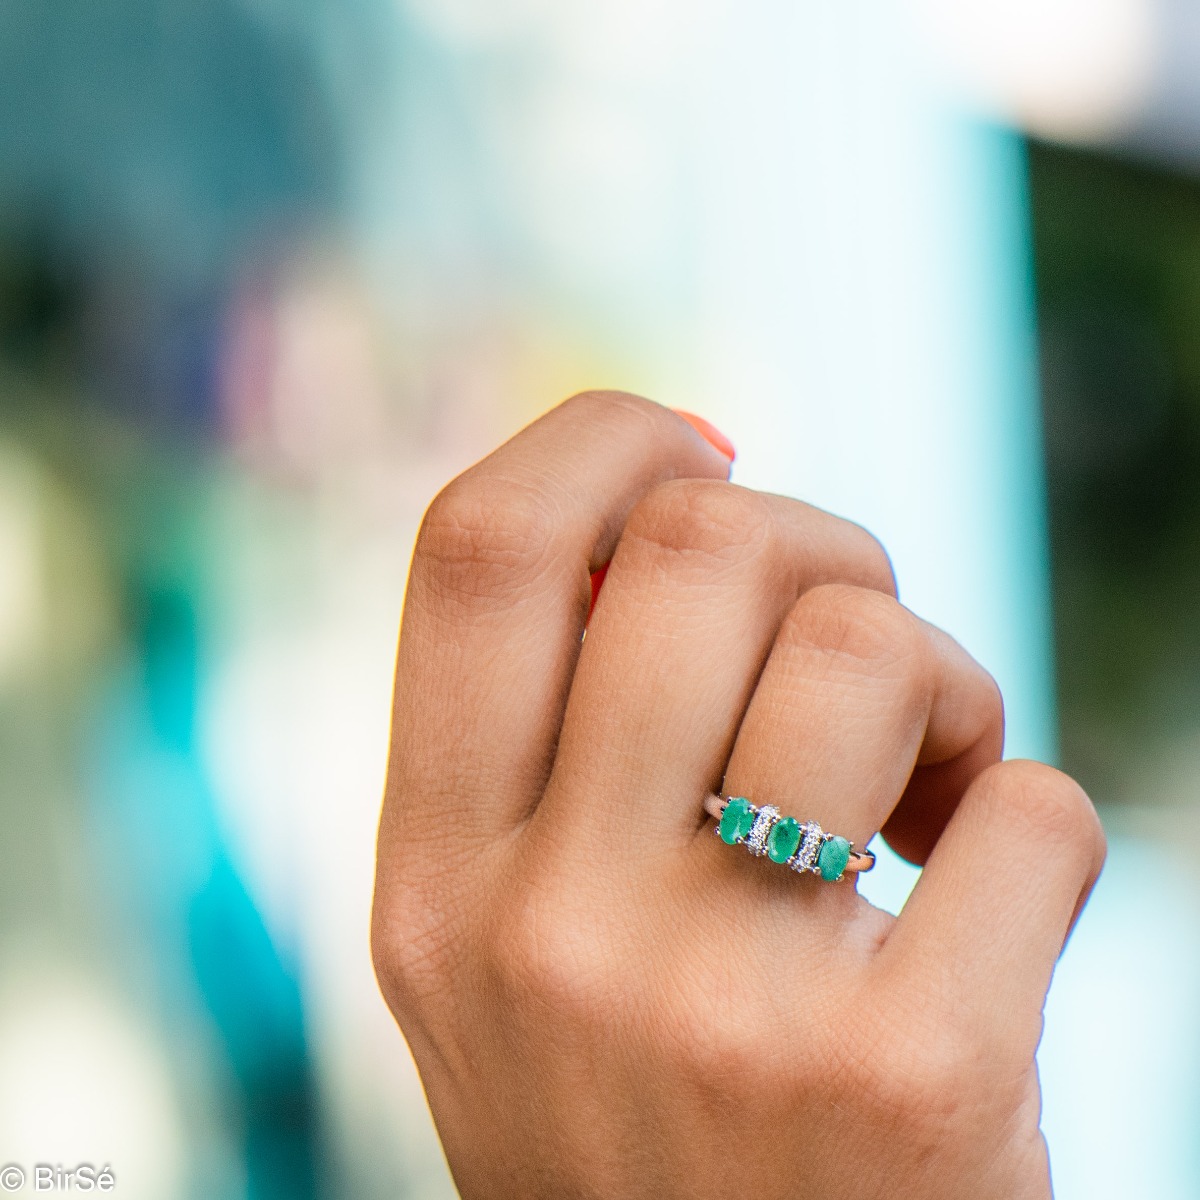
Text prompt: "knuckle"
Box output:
[[682, 1013, 777, 1100], [488, 882, 619, 1023], [787, 584, 926, 676], [370, 906, 408, 1010], [841, 520, 900, 596], [369, 912, 398, 1004], [416, 473, 558, 603], [670, 960, 829, 1103], [977, 759, 1101, 856], [981, 669, 1006, 733], [371, 889, 455, 1016], [622, 479, 772, 573], [852, 1010, 993, 1138], [666, 969, 787, 1091], [559, 388, 665, 435]]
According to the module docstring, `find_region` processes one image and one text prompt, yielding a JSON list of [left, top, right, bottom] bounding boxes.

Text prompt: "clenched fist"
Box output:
[[372, 392, 1104, 1199]]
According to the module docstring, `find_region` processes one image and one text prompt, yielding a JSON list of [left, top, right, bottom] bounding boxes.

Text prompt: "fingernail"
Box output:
[[673, 409, 735, 462], [588, 562, 609, 621]]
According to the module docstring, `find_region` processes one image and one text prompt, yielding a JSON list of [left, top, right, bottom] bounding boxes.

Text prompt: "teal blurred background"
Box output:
[[1, 1, 1199, 1196]]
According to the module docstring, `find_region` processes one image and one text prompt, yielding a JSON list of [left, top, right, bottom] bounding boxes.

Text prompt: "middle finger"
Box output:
[[535, 479, 896, 854], [719, 583, 1004, 884]]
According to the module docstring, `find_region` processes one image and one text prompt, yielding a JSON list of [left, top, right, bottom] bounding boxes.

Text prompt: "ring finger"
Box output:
[[535, 483, 896, 856], [714, 583, 1004, 899]]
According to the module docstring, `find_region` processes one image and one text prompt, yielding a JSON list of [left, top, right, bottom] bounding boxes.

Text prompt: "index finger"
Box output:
[[381, 391, 733, 858]]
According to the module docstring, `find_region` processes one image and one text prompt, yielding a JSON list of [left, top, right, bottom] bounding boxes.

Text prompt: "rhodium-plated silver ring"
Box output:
[[703, 794, 875, 882]]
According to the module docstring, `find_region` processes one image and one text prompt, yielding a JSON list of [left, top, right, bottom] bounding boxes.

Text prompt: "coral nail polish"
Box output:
[[588, 562, 609, 621], [589, 411, 733, 625], [672, 409, 736, 462]]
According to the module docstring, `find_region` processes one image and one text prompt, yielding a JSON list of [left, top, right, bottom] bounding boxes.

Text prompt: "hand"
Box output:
[[372, 391, 1105, 1199]]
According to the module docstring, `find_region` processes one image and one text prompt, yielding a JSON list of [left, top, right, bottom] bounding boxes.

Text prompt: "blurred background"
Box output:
[[1, 0, 1198, 1196]]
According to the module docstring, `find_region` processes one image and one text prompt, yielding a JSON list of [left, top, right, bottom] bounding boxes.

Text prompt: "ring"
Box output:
[[703, 794, 876, 882]]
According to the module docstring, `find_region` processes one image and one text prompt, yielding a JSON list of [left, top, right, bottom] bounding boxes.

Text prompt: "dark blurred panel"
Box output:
[[1031, 139, 1200, 799], [0, 0, 361, 436], [0, 1, 346, 264]]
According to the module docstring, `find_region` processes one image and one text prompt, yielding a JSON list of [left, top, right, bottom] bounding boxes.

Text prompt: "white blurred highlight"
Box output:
[[907, 0, 1159, 140], [0, 444, 44, 685], [0, 980, 184, 1199], [1040, 831, 1200, 1199]]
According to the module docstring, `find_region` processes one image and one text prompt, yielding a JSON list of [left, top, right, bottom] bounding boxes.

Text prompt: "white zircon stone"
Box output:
[[747, 805, 779, 856]]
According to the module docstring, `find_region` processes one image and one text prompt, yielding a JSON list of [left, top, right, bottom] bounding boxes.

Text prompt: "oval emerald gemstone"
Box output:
[[719, 797, 755, 844], [817, 835, 851, 881], [767, 816, 801, 863]]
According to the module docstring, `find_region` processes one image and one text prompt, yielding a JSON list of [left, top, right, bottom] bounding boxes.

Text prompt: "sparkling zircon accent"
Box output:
[[746, 805, 780, 856], [790, 822, 825, 874]]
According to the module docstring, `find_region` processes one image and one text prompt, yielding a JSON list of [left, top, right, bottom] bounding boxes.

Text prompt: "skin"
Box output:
[[372, 391, 1106, 1199]]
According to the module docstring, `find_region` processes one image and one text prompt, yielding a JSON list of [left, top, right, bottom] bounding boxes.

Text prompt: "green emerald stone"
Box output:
[[719, 797, 755, 844], [767, 816, 801, 863], [817, 835, 851, 881]]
